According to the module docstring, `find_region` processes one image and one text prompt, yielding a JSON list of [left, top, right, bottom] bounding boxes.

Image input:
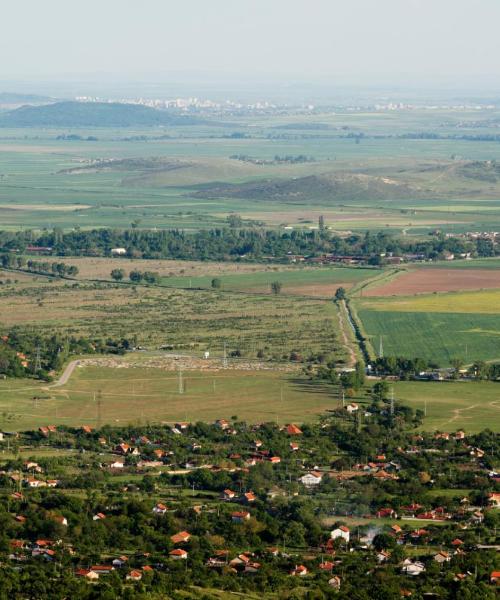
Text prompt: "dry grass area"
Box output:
[[365, 267, 500, 296], [0, 278, 342, 360], [61, 257, 297, 280]]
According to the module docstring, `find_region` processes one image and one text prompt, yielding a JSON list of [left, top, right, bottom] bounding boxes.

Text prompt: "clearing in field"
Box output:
[[365, 267, 500, 297]]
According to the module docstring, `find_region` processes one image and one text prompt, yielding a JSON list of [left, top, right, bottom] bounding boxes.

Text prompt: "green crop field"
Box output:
[[160, 265, 376, 296], [0, 366, 341, 430], [355, 289, 500, 364]]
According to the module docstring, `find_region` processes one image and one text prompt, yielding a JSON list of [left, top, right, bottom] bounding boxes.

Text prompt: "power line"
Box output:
[[34, 345, 42, 372]]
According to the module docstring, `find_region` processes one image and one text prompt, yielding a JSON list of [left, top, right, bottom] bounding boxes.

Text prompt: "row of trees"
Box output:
[[0, 254, 78, 277], [110, 269, 160, 284], [0, 226, 497, 262]]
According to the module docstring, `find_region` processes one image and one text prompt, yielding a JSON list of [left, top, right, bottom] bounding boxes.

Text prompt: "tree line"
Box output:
[[0, 227, 497, 262]]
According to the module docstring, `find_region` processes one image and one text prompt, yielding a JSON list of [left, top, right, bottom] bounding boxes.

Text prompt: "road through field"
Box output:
[[337, 300, 357, 368], [50, 360, 80, 388]]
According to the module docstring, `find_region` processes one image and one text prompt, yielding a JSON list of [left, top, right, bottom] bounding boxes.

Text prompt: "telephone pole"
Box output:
[[178, 366, 184, 394], [97, 389, 102, 429], [222, 342, 228, 369]]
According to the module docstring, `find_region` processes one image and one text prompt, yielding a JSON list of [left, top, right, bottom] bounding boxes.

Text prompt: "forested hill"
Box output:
[[0, 101, 204, 127]]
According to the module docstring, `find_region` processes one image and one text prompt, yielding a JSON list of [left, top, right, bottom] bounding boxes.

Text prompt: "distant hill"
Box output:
[[193, 172, 422, 203], [0, 92, 55, 106], [0, 101, 204, 127]]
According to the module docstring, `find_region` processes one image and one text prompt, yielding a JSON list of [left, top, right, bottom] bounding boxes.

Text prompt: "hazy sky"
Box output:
[[2, 0, 500, 88]]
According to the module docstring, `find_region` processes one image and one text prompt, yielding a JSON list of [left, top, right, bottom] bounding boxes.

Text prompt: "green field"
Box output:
[[1, 364, 498, 432], [356, 289, 500, 364], [393, 380, 500, 433], [0, 366, 340, 430], [160, 265, 375, 295]]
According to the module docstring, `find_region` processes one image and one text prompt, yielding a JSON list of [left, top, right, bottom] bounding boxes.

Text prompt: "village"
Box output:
[[0, 410, 498, 598]]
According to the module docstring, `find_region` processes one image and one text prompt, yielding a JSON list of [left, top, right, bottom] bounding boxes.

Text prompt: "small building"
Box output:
[[170, 531, 191, 545], [331, 526, 350, 543], [433, 551, 451, 564], [231, 511, 250, 523], [300, 471, 323, 487], [169, 549, 188, 560], [285, 423, 303, 435]]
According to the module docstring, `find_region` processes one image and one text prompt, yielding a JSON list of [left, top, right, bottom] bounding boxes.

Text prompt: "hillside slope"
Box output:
[[0, 101, 203, 127], [193, 172, 422, 203]]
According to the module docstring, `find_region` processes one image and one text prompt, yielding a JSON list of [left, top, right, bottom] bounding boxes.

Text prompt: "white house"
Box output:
[[111, 248, 127, 255], [299, 471, 323, 487], [402, 559, 425, 576], [330, 526, 350, 543]]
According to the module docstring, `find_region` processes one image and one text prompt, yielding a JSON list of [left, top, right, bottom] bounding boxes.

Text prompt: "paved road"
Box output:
[[50, 360, 80, 387]]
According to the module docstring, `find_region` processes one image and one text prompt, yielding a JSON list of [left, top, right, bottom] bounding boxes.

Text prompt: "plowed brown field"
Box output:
[[366, 268, 500, 296]]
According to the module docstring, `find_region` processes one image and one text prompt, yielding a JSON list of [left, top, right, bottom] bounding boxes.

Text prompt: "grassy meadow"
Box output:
[[393, 380, 500, 433], [1, 362, 498, 433], [0, 366, 341, 430]]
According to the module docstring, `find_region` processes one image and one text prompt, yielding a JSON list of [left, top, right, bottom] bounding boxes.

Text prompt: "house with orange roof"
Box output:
[[170, 548, 188, 560], [291, 564, 308, 576], [285, 423, 302, 435], [231, 511, 250, 523], [331, 526, 350, 543], [170, 531, 191, 545], [152, 503, 168, 515]]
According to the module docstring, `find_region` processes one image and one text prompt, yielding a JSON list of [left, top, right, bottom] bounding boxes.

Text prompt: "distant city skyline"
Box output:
[[3, 0, 500, 95]]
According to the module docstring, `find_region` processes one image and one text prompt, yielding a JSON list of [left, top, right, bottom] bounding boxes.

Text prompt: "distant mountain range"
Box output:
[[0, 101, 204, 127]]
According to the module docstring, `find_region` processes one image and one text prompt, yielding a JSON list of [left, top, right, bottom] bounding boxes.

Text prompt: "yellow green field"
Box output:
[[361, 288, 500, 314]]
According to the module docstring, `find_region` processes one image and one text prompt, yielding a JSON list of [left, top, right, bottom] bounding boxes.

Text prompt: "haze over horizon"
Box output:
[[3, 0, 500, 100]]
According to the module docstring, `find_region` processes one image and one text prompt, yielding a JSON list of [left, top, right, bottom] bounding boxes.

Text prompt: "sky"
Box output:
[[2, 0, 500, 93]]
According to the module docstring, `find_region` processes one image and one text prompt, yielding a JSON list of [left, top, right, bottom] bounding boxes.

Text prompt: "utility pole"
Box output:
[[222, 342, 228, 369], [178, 366, 184, 394], [390, 387, 395, 417], [424, 398, 427, 417], [34, 345, 42, 372], [97, 390, 102, 429]]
